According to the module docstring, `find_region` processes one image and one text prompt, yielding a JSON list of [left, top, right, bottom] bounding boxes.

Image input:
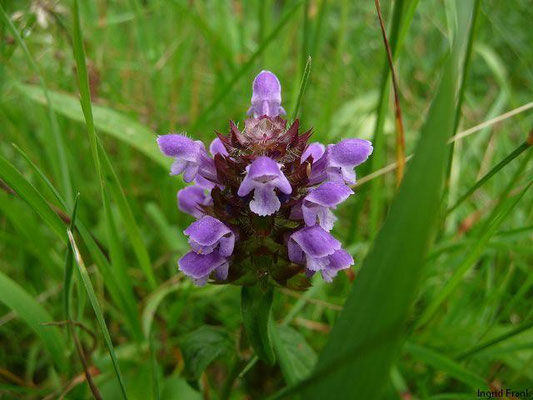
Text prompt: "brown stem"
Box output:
[[375, 0, 406, 186]]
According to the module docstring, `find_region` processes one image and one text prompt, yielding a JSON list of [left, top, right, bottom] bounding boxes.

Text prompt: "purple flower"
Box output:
[[247, 70, 286, 118], [301, 182, 353, 231], [301, 142, 325, 163], [184, 216, 235, 257], [177, 186, 212, 218], [326, 139, 373, 185], [209, 137, 229, 157], [237, 156, 292, 216], [159, 70, 372, 286], [288, 226, 353, 282], [178, 251, 229, 286], [157, 134, 217, 183]]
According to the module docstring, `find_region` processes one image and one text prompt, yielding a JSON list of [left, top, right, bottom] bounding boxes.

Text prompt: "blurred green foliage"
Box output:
[[0, 0, 532, 399]]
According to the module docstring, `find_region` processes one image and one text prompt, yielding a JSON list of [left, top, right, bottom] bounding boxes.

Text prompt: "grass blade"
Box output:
[[297, 4, 472, 397], [15, 83, 168, 169], [0, 3, 73, 206], [291, 56, 312, 122], [445, 0, 482, 182], [447, 139, 531, 214], [404, 342, 487, 389], [68, 230, 129, 400], [63, 193, 80, 320], [0, 272, 67, 371], [417, 179, 532, 328], [71, 0, 140, 331], [9, 144, 142, 340], [0, 154, 65, 239], [100, 147, 157, 288], [374, 0, 406, 185], [368, 0, 419, 236], [457, 319, 533, 360], [191, 0, 304, 130]]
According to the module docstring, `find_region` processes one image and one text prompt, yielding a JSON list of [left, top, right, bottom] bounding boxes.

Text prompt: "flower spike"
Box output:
[[157, 70, 372, 287]]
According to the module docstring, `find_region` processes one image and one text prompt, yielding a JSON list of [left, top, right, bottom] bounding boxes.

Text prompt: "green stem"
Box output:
[[220, 357, 244, 400]]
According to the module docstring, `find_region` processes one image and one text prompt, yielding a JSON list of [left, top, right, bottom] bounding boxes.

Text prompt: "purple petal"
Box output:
[[301, 142, 325, 163], [249, 184, 281, 216], [184, 216, 233, 249], [209, 137, 229, 157], [327, 249, 354, 272], [288, 239, 304, 264], [213, 262, 229, 281], [183, 163, 200, 183], [170, 159, 188, 175], [157, 134, 200, 162], [247, 156, 282, 181], [251, 71, 281, 103], [308, 147, 330, 185], [246, 157, 292, 193], [305, 182, 353, 208], [321, 250, 353, 282], [177, 186, 211, 218], [178, 250, 227, 279], [301, 204, 337, 231], [289, 226, 341, 259], [218, 234, 235, 258], [237, 157, 292, 214], [197, 152, 218, 183], [249, 70, 285, 117], [329, 139, 373, 168], [194, 175, 215, 190]]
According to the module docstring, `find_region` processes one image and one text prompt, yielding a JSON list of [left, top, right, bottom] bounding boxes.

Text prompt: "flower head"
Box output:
[[158, 70, 372, 287]]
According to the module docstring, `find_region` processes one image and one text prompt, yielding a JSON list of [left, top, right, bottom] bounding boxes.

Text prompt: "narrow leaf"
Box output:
[[404, 342, 487, 389], [241, 285, 276, 365], [0, 272, 67, 371], [68, 230, 129, 399]]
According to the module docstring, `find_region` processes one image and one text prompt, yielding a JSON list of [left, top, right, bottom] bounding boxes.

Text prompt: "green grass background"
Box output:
[[0, 0, 532, 399]]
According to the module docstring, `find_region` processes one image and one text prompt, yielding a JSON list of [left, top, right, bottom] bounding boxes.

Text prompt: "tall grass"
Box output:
[[0, 0, 532, 399]]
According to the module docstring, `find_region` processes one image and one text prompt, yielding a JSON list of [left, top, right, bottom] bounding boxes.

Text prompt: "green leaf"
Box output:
[[418, 179, 532, 328], [8, 144, 142, 340], [404, 342, 487, 389], [71, 0, 142, 339], [272, 325, 317, 385], [0, 3, 73, 206], [291, 56, 312, 121], [0, 154, 65, 240], [68, 229, 129, 399], [142, 281, 181, 338], [180, 326, 234, 380], [289, 3, 476, 399], [160, 376, 201, 400], [63, 193, 80, 320], [0, 272, 67, 371], [14, 83, 168, 169], [241, 285, 276, 365], [191, 0, 304, 130]]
